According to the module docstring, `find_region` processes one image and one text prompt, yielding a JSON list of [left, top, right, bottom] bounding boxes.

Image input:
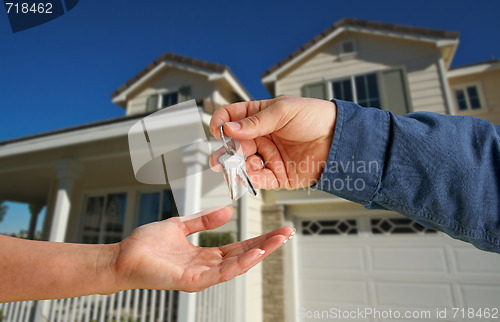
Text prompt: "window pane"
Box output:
[[82, 196, 104, 244], [332, 79, 353, 102], [466, 86, 481, 109], [103, 193, 127, 244], [138, 192, 160, 226], [355, 75, 367, 102], [162, 92, 179, 108], [455, 89, 468, 110], [355, 73, 380, 108], [161, 190, 178, 220], [342, 41, 355, 53]]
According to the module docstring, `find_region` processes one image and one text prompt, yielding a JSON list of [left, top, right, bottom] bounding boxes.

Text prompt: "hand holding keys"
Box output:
[[218, 125, 257, 199]]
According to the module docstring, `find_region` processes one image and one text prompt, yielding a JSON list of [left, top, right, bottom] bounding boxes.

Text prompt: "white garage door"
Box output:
[[296, 216, 500, 322]]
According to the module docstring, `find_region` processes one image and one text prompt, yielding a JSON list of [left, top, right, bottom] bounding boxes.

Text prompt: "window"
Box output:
[[302, 219, 357, 236], [137, 190, 178, 226], [145, 86, 191, 112], [302, 67, 411, 115], [453, 85, 484, 111], [331, 73, 380, 108], [340, 39, 357, 54], [331, 79, 353, 102], [371, 218, 436, 235], [81, 193, 127, 244], [162, 92, 179, 108]]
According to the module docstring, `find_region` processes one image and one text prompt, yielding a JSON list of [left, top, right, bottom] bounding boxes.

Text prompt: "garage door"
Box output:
[[296, 216, 500, 322]]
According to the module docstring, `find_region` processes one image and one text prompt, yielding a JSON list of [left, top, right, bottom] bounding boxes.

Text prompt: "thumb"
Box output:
[[223, 106, 285, 141]]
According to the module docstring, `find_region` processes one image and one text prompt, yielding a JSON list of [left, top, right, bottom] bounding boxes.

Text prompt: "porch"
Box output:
[[0, 108, 262, 322]]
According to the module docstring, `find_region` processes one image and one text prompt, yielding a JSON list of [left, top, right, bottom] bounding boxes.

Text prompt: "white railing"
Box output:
[[0, 280, 239, 322], [0, 299, 35, 322], [195, 279, 237, 322], [0, 289, 178, 322]]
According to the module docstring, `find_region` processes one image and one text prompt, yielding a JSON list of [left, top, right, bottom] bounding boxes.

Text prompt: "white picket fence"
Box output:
[[0, 279, 237, 322], [0, 289, 178, 322]]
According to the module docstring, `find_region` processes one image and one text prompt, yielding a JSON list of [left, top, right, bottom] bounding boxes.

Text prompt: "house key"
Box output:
[[218, 125, 257, 199]]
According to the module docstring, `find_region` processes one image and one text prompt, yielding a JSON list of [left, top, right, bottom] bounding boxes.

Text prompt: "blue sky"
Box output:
[[1, 0, 499, 234]]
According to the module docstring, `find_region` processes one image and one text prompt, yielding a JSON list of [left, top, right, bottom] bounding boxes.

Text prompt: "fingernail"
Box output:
[[282, 238, 288, 244], [290, 230, 295, 236], [226, 122, 241, 130], [288, 235, 294, 240], [259, 250, 266, 255]]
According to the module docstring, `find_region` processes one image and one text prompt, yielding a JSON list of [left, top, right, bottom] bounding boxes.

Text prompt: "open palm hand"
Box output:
[[114, 207, 293, 292]]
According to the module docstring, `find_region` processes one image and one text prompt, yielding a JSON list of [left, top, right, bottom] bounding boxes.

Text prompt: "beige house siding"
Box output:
[[448, 69, 500, 125], [125, 66, 216, 115], [275, 31, 447, 114]]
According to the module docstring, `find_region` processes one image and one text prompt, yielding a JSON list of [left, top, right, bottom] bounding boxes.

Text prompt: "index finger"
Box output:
[[209, 99, 275, 139]]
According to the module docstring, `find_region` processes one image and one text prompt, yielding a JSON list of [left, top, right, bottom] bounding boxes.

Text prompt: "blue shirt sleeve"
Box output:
[[315, 99, 500, 253]]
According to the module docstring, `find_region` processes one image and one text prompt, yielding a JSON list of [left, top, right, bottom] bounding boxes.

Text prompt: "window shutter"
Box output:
[[146, 95, 158, 112], [178, 86, 191, 102], [378, 67, 412, 115], [301, 82, 327, 100]]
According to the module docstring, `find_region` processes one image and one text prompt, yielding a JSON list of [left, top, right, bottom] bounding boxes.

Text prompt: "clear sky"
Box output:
[[1, 0, 499, 233]]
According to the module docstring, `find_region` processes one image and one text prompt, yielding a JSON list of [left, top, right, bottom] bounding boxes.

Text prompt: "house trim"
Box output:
[[0, 118, 138, 158], [0, 105, 213, 160], [262, 27, 345, 83], [209, 70, 252, 102], [447, 60, 500, 78], [262, 23, 459, 84], [112, 61, 214, 105], [112, 54, 252, 106], [438, 56, 455, 115]]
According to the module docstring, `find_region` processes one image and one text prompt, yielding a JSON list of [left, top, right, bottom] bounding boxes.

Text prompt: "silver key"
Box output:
[[218, 125, 257, 199]]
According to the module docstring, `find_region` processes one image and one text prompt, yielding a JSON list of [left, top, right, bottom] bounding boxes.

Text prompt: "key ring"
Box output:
[[219, 125, 236, 155]]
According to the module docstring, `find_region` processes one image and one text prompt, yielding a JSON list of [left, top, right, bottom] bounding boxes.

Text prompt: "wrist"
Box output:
[[95, 243, 122, 295]]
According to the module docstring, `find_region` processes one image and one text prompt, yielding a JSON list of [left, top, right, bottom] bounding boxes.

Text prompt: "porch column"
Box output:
[[28, 203, 44, 240], [177, 141, 208, 322], [48, 159, 82, 242], [32, 159, 82, 322]]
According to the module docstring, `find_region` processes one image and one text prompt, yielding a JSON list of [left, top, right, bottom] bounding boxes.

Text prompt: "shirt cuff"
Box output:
[[314, 99, 390, 207]]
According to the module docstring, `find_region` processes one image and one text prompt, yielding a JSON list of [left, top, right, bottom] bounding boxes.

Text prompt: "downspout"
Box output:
[[437, 51, 455, 115]]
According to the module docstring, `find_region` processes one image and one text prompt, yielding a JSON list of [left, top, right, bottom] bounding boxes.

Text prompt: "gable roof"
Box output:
[[448, 59, 500, 78], [261, 18, 460, 85], [111, 52, 251, 106]]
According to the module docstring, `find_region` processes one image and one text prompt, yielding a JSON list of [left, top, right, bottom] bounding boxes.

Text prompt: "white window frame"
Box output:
[[327, 69, 381, 106], [338, 39, 358, 61], [340, 39, 357, 54], [157, 88, 181, 109], [78, 189, 130, 244], [451, 81, 488, 114]]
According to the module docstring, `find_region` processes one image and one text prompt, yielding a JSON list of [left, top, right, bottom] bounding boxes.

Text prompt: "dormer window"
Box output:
[[145, 86, 191, 112], [162, 92, 178, 108], [340, 39, 357, 54]]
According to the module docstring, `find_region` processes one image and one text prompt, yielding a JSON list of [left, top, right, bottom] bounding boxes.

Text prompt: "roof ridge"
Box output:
[[261, 18, 460, 78]]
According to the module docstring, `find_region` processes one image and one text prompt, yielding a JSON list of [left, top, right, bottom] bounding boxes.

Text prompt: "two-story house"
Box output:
[[0, 53, 264, 322], [259, 18, 500, 322], [1, 18, 500, 322]]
